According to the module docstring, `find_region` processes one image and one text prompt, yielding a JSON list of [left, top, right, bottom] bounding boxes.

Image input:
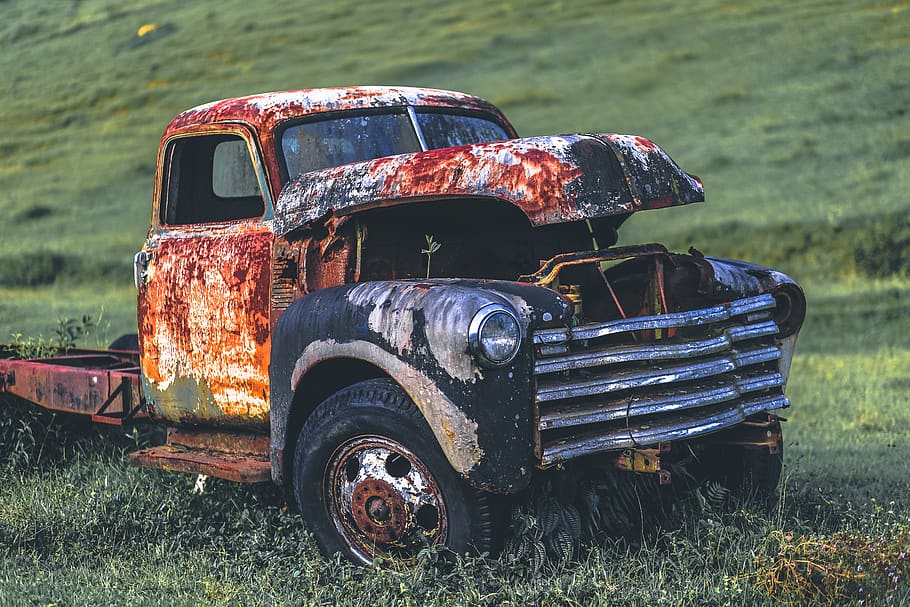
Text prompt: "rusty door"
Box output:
[[137, 130, 274, 429]]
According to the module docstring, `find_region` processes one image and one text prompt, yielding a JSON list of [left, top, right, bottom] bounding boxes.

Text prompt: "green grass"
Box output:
[[1, 0, 909, 604]]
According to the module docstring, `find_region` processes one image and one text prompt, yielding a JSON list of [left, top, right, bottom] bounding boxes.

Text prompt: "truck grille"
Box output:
[[532, 293, 787, 466]]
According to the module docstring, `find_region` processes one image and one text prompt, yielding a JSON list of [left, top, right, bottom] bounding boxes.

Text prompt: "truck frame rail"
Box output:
[[0, 346, 146, 425]]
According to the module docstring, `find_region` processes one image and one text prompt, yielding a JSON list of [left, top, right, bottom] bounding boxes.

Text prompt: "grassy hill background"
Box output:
[[2, 0, 908, 340], [1, 0, 909, 605]]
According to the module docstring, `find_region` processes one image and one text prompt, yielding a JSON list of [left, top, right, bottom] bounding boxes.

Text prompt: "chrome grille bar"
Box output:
[[532, 293, 788, 467], [533, 293, 776, 346], [539, 371, 785, 430], [540, 394, 789, 466], [534, 320, 779, 374], [536, 344, 781, 403]]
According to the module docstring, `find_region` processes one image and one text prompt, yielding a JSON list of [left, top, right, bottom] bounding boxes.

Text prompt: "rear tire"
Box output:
[[108, 333, 139, 351], [292, 378, 492, 565]]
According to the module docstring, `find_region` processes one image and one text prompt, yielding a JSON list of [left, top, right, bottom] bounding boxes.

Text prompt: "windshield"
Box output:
[[280, 109, 511, 181], [281, 112, 420, 177], [414, 111, 509, 149]]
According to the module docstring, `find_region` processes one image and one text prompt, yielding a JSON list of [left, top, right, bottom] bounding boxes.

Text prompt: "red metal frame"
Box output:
[[0, 347, 146, 425]]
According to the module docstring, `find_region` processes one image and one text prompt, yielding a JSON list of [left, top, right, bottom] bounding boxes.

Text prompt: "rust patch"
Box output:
[[138, 226, 273, 427], [0, 350, 144, 421], [167, 426, 269, 455], [130, 444, 271, 483], [274, 134, 703, 235], [164, 86, 513, 140]]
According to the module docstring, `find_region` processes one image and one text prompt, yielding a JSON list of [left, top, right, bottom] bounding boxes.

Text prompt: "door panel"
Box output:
[[138, 226, 273, 428]]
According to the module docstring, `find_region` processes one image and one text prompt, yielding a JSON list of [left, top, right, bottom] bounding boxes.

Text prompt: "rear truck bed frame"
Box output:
[[0, 345, 271, 482]]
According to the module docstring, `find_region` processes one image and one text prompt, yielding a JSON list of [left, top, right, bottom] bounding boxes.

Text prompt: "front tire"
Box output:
[[703, 420, 784, 508], [292, 379, 492, 565]]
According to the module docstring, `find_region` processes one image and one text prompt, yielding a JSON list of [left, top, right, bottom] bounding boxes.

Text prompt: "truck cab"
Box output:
[[136, 88, 518, 434]]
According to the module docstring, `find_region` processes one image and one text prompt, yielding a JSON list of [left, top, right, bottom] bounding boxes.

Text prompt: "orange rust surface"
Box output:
[[274, 138, 592, 233], [0, 355, 142, 418], [167, 427, 269, 455], [130, 445, 271, 483], [139, 225, 273, 428], [163, 87, 512, 139]]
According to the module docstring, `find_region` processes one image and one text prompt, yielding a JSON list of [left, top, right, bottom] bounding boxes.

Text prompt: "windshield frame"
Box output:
[[274, 106, 515, 185]]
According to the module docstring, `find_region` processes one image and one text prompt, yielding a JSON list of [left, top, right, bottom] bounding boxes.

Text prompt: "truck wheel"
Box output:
[[108, 333, 139, 351], [705, 428, 783, 508], [292, 378, 492, 565]]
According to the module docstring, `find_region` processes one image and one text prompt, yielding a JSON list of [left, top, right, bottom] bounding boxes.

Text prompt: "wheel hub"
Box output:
[[350, 478, 408, 542], [327, 436, 448, 560], [366, 497, 391, 523]]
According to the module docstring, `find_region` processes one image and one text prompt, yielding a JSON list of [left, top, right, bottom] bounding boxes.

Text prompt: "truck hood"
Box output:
[[274, 134, 704, 236]]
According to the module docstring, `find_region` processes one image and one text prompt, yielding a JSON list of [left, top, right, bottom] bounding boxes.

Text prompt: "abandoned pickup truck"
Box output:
[[0, 86, 805, 564]]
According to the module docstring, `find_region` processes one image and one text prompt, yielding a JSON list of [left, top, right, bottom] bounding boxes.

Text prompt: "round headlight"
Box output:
[[469, 304, 522, 367], [771, 284, 806, 338]]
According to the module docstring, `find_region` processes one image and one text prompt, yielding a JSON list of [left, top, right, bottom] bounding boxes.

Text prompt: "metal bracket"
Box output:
[[614, 447, 672, 484], [92, 377, 143, 425], [616, 448, 660, 473], [711, 417, 783, 454]]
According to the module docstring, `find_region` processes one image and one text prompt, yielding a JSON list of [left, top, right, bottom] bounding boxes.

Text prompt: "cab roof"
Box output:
[[163, 86, 515, 139]]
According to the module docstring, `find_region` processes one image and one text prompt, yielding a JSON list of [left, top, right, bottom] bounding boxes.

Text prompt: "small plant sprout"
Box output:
[[421, 234, 442, 279]]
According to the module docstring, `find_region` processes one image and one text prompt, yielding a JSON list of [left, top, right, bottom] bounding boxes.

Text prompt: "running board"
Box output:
[[129, 428, 271, 483]]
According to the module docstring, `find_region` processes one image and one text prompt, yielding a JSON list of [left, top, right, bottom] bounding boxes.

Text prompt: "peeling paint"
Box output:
[[138, 227, 273, 428], [168, 87, 512, 137], [292, 339, 483, 474], [274, 134, 702, 235], [345, 281, 508, 383], [143, 372, 222, 422]]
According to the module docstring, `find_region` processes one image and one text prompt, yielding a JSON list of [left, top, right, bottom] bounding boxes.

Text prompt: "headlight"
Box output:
[[468, 304, 522, 367], [771, 284, 806, 338]]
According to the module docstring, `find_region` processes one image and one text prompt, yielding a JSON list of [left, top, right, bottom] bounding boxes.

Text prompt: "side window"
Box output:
[[161, 133, 265, 225]]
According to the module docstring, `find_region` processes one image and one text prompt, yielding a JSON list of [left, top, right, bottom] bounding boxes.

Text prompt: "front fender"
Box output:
[[270, 280, 567, 493]]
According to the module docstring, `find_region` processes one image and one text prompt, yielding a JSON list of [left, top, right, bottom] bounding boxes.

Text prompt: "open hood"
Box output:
[[274, 133, 703, 236]]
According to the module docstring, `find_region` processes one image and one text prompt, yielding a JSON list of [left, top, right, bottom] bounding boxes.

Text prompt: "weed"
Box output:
[[420, 234, 442, 279], [7, 332, 59, 359], [752, 517, 910, 605], [54, 308, 108, 350]]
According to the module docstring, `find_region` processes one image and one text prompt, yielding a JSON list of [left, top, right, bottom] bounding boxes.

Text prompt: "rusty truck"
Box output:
[[0, 86, 805, 564]]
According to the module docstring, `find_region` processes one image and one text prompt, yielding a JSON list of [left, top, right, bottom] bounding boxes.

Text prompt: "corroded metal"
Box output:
[[138, 227, 273, 428], [533, 319, 779, 374], [162, 87, 516, 202], [129, 445, 271, 483], [0, 347, 144, 422], [539, 371, 785, 431], [705, 417, 784, 454], [274, 134, 703, 235], [541, 394, 788, 466], [533, 293, 777, 346], [533, 290, 791, 467], [519, 244, 669, 288], [535, 344, 782, 403], [165, 87, 512, 138], [328, 436, 447, 561], [270, 279, 571, 492], [615, 448, 661, 474], [129, 428, 270, 482]]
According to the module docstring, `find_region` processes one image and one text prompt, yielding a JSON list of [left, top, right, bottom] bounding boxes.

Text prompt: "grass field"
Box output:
[[1, 0, 909, 605]]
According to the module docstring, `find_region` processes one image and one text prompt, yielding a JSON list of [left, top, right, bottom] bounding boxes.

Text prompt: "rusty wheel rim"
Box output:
[[326, 436, 448, 563]]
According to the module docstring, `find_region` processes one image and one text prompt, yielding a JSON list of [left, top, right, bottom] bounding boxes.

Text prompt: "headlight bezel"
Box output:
[[468, 304, 523, 367]]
